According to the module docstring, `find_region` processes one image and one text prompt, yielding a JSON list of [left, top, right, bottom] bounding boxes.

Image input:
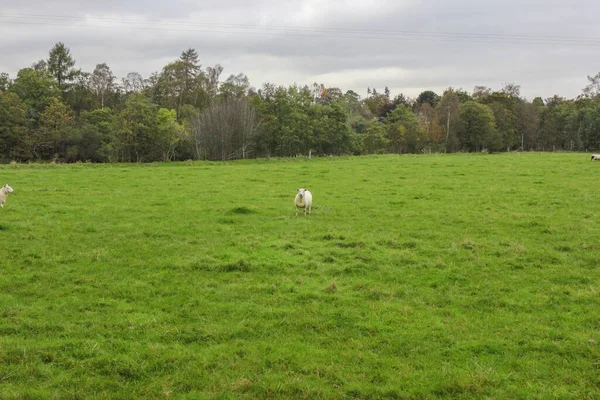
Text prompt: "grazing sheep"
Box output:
[[0, 184, 14, 208], [591, 154, 600, 161], [295, 188, 312, 216]]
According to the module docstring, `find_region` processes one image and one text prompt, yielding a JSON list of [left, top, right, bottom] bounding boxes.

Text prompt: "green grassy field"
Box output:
[[0, 153, 599, 399]]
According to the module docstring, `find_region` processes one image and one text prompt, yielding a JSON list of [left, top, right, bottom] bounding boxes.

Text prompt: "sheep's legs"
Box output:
[[296, 204, 310, 216]]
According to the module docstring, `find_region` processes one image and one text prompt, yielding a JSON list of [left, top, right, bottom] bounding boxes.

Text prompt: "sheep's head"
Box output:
[[3, 184, 13, 194], [297, 188, 306, 198]]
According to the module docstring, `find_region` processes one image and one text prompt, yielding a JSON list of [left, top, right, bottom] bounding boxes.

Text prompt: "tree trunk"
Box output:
[[445, 106, 450, 153], [521, 133, 524, 151]]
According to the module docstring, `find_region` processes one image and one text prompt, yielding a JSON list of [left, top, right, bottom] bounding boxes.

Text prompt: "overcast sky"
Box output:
[[1, 0, 599, 100]]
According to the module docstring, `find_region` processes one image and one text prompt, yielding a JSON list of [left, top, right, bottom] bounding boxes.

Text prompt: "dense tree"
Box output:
[[178, 48, 204, 108], [253, 84, 313, 157], [67, 70, 94, 116], [437, 90, 461, 152], [415, 90, 440, 108], [459, 101, 500, 152], [79, 108, 115, 162], [47, 42, 76, 92], [37, 97, 75, 159], [315, 87, 343, 105], [115, 94, 160, 162], [0, 91, 31, 161], [156, 108, 186, 161], [385, 104, 422, 153], [311, 102, 354, 155], [538, 99, 576, 151], [364, 88, 388, 117], [379, 93, 411, 118], [362, 120, 389, 154], [416, 103, 444, 150], [515, 101, 540, 150], [2, 42, 600, 163], [10, 68, 61, 119], [488, 102, 518, 151]]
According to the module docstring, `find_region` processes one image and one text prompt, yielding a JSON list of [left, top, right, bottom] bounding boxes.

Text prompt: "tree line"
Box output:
[[1, 42, 600, 163]]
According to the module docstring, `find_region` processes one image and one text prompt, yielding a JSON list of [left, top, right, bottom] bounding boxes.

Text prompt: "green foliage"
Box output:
[[254, 84, 313, 157], [437, 90, 461, 152], [66, 70, 94, 115], [80, 108, 116, 162], [415, 90, 440, 108], [47, 42, 77, 91], [40, 97, 73, 132], [1, 154, 600, 398], [311, 102, 354, 155], [454, 88, 474, 103], [515, 101, 540, 150], [362, 119, 389, 153], [569, 98, 600, 150], [364, 88, 390, 117], [0, 91, 31, 161], [157, 108, 185, 161], [385, 104, 422, 153], [115, 94, 160, 162], [81, 107, 115, 135], [459, 101, 499, 151], [254, 85, 357, 157], [538, 100, 576, 151], [147, 50, 206, 117], [36, 97, 77, 159], [10, 68, 60, 118], [488, 102, 518, 150], [3, 43, 600, 164]]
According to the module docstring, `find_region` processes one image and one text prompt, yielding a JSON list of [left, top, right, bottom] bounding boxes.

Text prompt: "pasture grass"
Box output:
[[0, 153, 599, 399]]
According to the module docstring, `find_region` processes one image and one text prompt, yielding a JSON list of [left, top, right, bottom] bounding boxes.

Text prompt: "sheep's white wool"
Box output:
[[591, 154, 600, 161], [0, 184, 14, 208], [295, 188, 312, 216]]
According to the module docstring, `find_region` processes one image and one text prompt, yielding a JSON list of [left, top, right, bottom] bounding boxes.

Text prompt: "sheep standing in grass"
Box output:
[[591, 154, 600, 161], [295, 188, 312, 216], [0, 184, 14, 208]]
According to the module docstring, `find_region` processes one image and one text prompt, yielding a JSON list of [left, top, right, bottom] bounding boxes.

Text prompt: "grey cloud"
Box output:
[[1, 0, 599, 99]]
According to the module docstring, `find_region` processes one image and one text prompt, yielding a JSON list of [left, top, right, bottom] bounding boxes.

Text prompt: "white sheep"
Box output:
[[295, 188, 312, 216], [0, 184, 14, 208], [591, 154, 600, 161]]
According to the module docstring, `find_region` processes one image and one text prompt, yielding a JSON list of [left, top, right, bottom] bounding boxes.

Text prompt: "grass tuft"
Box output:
[[228, 206, 257, 215]]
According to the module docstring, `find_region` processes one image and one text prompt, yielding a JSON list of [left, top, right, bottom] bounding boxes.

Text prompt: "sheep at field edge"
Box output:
[[0, 184, 14, 208], [591, 154, 600, 161], [295, 188, 312, 216]]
